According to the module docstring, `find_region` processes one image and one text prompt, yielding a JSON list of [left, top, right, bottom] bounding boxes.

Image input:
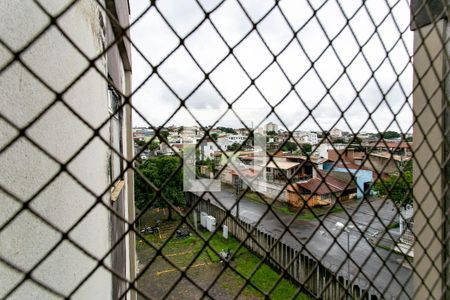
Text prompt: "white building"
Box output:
[[227, 134, 247, 145], [293, 131, 303, 138], [293, 131, 318, 145], [235, 128, 249, 136], [201, 140, 219, 160], [330, 128, 343, 138], [265, 122, 278, 133], [0, 1, 135, 299], [307, 132, 318, 145], [212, 134, 246, 151], [314, 143, 331, 159], [132, 127, 154, 140], [216, 135, 229, 151], [313, 142, 348, 159], [168, 131, 181, 143]]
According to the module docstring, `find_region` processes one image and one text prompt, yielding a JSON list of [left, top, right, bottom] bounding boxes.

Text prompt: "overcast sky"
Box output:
[[129, 0, 413, 133]]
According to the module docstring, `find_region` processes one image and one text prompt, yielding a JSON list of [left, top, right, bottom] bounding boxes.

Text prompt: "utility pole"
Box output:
[[235, 176, 241, 220], [335, 222, 354, 298]]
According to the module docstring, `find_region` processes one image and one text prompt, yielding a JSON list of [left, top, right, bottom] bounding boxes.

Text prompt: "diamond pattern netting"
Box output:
[[0, 0, 449, 299]]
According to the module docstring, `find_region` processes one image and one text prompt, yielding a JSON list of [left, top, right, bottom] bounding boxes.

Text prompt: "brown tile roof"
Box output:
[[334, 161, 370, 171], [319, 170, 355, 186], [266, 161, 300, 170], [230, 168, 257, 177], [296, 173, 354, 195]]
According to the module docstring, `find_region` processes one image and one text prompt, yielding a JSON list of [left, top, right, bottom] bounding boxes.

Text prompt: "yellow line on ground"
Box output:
[[165, 251, 193, 257], [155, 262, 209, 276]]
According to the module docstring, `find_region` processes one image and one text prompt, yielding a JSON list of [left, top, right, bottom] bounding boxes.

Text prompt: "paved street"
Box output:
[[195, 186, 413, 299]]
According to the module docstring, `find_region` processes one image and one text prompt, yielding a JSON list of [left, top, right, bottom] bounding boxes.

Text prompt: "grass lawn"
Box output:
[[137, 222, 311, 300], [202, 231, 310, 299]]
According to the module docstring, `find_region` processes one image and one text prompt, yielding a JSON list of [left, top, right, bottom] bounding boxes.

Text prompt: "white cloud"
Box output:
[[130, 0, 413, 133]]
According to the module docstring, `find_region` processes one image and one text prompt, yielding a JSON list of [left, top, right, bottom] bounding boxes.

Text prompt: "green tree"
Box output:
[[378, 131, 401, 139], [135, 139, 146, 148], [197, 158, 217, 176], [206, 158, 217, 173], [373, 171, 412, 207], [401, 159, 413, 172], [211, 132, 219, 140], [227, 142, 241, 151], [217, 126, 236, 134], [148, 141, 159, 153], [281, 141, 298, 152], [349, 135, 362, 145], [135, 156, 184, 220], [333, 137, 346, 144], [159, 130, 169, 142], [299, 143, 312, 154]]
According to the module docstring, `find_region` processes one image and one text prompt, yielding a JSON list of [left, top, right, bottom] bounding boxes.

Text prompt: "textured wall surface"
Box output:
[[0, 1, 115, 299], [412, 20, 447, 300]]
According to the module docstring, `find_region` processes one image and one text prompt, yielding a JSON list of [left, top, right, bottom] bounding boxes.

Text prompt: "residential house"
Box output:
[[323, 161, 373, 199], [275, 153, 326, 179], [265, 160, 301, 182], [363, 152, 411, 178], [286, 172, 356, 207], [368, 140, 412, 155], [327, 148, 365, 165]]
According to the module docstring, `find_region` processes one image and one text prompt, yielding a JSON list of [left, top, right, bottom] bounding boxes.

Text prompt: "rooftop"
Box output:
[[369, 152, 412, 162], [296, 177, 345, 195], [369, 140, 412, 149], [289, 172, 355, 195], [265, 161, 300, 170]]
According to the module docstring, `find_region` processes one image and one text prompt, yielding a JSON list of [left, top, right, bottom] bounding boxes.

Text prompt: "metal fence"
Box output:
[[0, 0, 449, 299]]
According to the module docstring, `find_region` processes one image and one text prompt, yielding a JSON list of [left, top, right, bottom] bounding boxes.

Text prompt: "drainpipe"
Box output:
[[124, 70, 137, 300]]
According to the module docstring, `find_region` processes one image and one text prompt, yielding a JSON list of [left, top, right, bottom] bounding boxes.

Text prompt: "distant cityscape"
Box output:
[[133, 122, 412, 198], [133, 122, 412, 161], [133, 122, 414, 258]]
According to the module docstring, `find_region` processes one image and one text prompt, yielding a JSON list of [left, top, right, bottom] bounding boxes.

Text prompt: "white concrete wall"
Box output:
[[412, 20, 447, 300], [0, 0, 116, 299], [202, 141, 218, 159], [314, 143, 330, 159]]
